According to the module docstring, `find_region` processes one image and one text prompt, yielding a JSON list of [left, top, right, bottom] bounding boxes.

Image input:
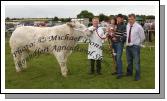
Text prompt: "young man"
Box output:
[[111, 14, 126, 79], [126, 14, 145, 81], [87, 17, 107, 75]]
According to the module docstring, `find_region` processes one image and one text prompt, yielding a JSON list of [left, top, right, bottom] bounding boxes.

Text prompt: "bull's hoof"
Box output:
[[62, 75, 67, 77], [62, 74, 68, 77], [16, 68, 22, 72], [22, 66, 28, 70]]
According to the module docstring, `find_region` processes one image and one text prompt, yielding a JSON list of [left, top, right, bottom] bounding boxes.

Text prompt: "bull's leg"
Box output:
[[12, 53, 22, 72], [20, 52, 28, 69], [53, 52, 69, 77], [59, 62, 68, 77], [12, 49, 28, 72]]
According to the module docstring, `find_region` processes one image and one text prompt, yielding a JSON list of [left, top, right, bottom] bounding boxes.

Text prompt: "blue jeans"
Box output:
[[112, 42, 124, 76], [126, 45, 140, 80]]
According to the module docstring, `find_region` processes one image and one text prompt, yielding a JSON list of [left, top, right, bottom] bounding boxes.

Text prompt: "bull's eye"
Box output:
[[79, 26, 82, 28]]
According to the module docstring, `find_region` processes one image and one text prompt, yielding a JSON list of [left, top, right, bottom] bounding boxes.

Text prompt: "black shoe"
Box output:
[[112, 72, 117, 75], [89, 72, 94, 75], [116, 76, 122, 79], [97, 72, 102, 75], [134, 79, 140, 81], [126, 73, 133, 77], [89, 59, 95, 75], [96, 60, 101, 75], [134, 77, 140, 81]]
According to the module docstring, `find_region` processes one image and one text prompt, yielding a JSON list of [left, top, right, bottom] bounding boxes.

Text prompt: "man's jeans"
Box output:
[[112, 42, 124, 77], [126, 45, 140, 80]]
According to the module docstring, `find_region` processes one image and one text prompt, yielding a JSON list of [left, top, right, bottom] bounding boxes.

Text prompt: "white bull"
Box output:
[[9, 22, 91, 77]]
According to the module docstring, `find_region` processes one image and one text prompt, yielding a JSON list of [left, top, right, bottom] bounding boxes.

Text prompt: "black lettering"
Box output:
[[89, 41, 94, 46], [61, 36, 65, 40], [94, 43, 99, 48], [28, 43, 34, 48], [48, 35, 54, 41], [65, 34, 69, 40], [69, 36, 74, 40], [61, 46, 67, 50], [77, 36, 83, 41], [83, 38, 89, 43], [73, 37, 78, 41], [43, 47, 49, 53], [57, 46, 61, 52], [52, 45, 57, 52], [58, 36, 62, 40], [88, 51, 95, 56], [38, 36, 46, 43], [21, 59, 26, 65], [95, 54, 103, 60], [17, 61, 22, 68]]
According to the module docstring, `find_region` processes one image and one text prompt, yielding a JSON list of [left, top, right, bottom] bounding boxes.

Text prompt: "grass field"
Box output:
[[5, 37, 155, 89]]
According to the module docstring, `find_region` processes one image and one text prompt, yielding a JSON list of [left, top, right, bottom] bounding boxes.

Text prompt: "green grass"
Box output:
[[5, 38, 155, 89]]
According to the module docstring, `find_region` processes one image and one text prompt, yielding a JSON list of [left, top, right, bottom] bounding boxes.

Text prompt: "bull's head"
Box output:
[[66, 21, 92, 37]]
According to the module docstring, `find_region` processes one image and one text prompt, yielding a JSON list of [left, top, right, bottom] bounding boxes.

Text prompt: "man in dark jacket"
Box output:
[[111, 14, 126, 79]]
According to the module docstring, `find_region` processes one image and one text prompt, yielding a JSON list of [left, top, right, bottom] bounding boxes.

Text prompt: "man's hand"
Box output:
[[105, 31, 110, 37], [112, 37, 117, 42], [108, 45, 112, 49], [112, 33, 116, 37], [88, 27, 96, 32]]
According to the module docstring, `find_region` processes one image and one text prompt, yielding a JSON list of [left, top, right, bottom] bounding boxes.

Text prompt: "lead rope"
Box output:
[[95, 27, 107, 39]]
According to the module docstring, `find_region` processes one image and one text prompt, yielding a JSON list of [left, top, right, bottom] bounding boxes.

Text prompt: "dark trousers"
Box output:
[[89, 59, 101, 74], [126, 45, 141, 80]]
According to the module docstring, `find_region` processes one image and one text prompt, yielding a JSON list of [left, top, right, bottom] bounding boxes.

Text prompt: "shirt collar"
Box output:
[[128, 22, 137, 27]]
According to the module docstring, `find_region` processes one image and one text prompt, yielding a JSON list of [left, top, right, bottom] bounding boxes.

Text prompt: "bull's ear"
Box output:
[[66, 22, 75, 27]]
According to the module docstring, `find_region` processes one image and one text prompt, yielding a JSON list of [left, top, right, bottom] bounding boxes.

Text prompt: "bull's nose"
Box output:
[[83, 29, 89, 32]]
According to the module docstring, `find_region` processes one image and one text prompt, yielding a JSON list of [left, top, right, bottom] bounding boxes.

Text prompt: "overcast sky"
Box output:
[[5, 5, 155, 18]]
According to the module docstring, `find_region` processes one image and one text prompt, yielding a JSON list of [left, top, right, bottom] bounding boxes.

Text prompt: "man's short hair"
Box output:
[[92, 17, 99, 21], [128, 14, 136, 19], [116, 14, 124, 18]]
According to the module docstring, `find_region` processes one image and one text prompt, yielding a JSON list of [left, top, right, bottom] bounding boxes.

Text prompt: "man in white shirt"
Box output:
[[87, 17, 107, 75], [126, 14, 145, 81]]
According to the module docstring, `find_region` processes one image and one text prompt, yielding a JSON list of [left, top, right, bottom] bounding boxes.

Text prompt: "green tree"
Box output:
[[53, 16, 59, 21], [98, 13, 109, 22], [64, 17, 71, 22], [122, 15, 128, 21], [146, 15, 155, 19], [77, 10, 94, 21], [109, 15, 115, 19], [59, 18, 65, 22], [5, 17, 10, 21]]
